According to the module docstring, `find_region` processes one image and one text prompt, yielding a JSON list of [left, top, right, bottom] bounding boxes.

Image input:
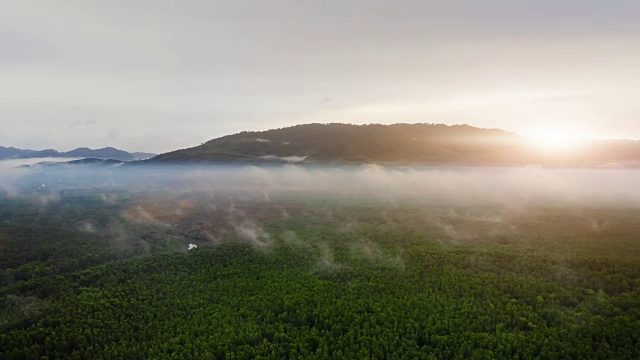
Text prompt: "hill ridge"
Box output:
[[146, 123, 640, 168], [0, 146, 156, 161]]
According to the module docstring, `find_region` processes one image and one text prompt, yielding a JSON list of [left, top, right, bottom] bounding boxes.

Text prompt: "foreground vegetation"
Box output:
[[1, 190, 640, 359]]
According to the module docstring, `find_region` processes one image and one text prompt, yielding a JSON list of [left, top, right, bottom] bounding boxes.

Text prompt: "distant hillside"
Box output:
[[63, 147, 131, 160], [148, 123, 523, 165], [0, 147, 36, 159], [0, 146, 156, 161], [148, 123, 640, 167]]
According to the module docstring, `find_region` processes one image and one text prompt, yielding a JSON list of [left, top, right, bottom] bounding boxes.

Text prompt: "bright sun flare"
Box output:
[[525, 125, 590, 151]]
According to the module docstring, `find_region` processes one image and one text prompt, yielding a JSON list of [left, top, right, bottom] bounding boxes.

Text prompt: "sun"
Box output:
[[528, 133, 581, 150], [524, 124, 590, 151]]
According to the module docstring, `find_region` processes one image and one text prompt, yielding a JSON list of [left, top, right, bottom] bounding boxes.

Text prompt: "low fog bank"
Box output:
[[0, 158, 85, 170], [1, 163, 640, 208], [3, 162, 640, 287]]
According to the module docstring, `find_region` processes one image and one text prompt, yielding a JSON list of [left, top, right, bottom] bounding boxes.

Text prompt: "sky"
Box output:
[[1, 0, 640, 153]]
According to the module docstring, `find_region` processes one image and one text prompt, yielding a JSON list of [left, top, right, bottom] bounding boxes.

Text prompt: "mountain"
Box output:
[[147, 123, 640, 167], [0, 146, 156, 161], [146, 123, 524, 165], [63, 147, 131, 160], [0, 146, 36, 159], [19, 149, 62, 158]]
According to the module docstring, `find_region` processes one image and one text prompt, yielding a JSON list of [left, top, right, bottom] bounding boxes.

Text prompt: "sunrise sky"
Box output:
[[2, 0, 640, 152]]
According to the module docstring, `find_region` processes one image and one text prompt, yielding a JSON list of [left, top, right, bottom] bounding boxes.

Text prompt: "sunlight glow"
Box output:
[[524, 124, 590, 151]]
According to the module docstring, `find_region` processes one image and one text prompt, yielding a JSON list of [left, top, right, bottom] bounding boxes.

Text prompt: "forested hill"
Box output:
[[149, 123, 522, 165], [147, 123, 640, 167]]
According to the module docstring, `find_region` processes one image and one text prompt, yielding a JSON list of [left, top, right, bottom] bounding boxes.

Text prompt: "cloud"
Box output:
[[3, 163, 640, 209], [3, 161, 638, 270]]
